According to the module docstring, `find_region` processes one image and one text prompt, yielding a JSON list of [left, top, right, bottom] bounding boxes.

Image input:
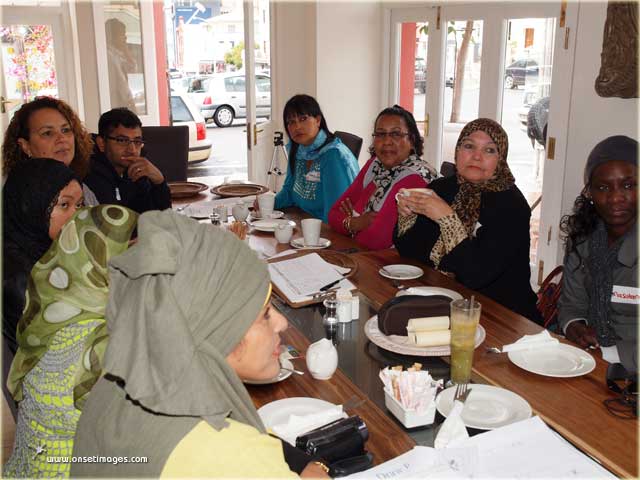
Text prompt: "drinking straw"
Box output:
[[469, 295, 475, 320]]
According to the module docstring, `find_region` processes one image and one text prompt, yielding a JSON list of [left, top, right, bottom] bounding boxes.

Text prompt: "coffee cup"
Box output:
[[395, 188, 433, 202], [301, 218, 322, 246], [257, 192, 275, 218], [232, 203, 249, 222], [274, 223, 293, 243]]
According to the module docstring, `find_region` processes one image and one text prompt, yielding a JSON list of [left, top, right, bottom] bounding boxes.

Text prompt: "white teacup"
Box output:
[[306, 338, 338, 380], [301, 218, 322, 246], [274, 224, 293, 243], [257, 192, 276, 218], [395, 188, 434, 202], [232, 203, 249, 222]]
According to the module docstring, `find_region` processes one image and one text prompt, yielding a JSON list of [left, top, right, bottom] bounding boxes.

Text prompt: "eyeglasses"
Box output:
[[604, 363, 637, 419], [285, 115, 310, 127], [372, 131, 410, 140], [106, 136, 145, 148]]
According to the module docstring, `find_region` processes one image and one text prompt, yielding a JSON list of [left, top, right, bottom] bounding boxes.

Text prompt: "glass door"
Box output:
[[0, 6, 71, 133], [390, 2, 559, 279]]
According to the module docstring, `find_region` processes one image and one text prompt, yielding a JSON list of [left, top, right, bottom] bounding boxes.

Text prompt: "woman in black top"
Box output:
[[393, 118, 541, 323]]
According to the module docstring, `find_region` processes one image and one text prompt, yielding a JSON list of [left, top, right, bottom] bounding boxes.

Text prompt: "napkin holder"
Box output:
[[295, 416, 372, 476], [377, 295, 451, 335], [384, 389, 436, 428]]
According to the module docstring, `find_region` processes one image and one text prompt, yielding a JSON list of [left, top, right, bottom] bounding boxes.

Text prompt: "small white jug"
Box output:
[[232, 203, 249, 222], [306, 338, 338, 380]]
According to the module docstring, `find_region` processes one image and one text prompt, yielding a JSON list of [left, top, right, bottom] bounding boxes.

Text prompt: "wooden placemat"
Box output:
[[268, 250, 358, 308], [210, 183, 269, 197], [168, 181, 208, 199]]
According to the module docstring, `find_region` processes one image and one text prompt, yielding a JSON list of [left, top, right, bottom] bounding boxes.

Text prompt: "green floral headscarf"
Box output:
[[7, 205, 138, 409]]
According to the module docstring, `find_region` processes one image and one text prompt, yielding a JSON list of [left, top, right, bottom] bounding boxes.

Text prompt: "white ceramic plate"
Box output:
[[251, 210, 284, 220], [258, 397, 344, 428], [508, 343, 596, 378], [435, 384, 532, 430], [251, 219, 296, 232], [290, 237, 332, 250], [379, 264, 424, 280], [243, 358, 293, 385], [396, 286, 463, 301], [364, 316, 486, 357]]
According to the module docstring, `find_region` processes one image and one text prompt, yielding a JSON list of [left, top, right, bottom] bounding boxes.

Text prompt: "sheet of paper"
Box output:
[[268, 253, 344, 298], [346, 416, 615, 479], [172, 196, 255, 218]]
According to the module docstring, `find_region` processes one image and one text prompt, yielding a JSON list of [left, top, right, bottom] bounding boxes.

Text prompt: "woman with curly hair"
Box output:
[[558, 135, 638, 373], [2, 96, 98, 205]]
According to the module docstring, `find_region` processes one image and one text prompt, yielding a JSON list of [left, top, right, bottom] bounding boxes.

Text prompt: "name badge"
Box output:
[[611, 285, 640, 304], [305, 171, 321, 183]]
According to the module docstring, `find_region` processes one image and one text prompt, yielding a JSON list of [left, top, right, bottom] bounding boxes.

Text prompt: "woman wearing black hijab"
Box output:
[[2, 157, 83, 354]]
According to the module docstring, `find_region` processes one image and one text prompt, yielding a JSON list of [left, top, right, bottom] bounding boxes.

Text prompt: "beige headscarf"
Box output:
[[430, 118, 515, 265], [72, 209, 271, 477]]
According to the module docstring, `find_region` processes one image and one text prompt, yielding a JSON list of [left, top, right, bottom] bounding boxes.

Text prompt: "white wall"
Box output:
[[272, 1, 383, 166], [556, 1, 638, 262], [315, 1, 384, 165]]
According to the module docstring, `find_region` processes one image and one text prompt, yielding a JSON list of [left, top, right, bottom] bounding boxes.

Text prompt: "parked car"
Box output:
[[504, 59, 539, 89], [170, 91, 212, 163], [187, 72, 271, 127]]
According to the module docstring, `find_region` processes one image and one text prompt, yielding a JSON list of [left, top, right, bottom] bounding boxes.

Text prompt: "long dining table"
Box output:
[[174, 193, 637, 477]]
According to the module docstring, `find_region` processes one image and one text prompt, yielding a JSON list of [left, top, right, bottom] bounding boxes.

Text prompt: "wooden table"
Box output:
[[176, 198, 638, 477]]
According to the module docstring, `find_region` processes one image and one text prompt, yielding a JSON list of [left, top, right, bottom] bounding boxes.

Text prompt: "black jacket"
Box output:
[[393, 175, 541, 323], [84, 152, 171, 213]]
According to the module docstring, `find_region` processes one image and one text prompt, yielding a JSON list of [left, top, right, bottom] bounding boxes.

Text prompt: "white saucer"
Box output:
[[508, 343, 596, 378], [251, 210, 284, 220], [379, 264, 424, 280], [243, 358, 293, 385], [396, 286, 462, 301], [257, 397, 344, 428], [435, 384, 532, 430], [252, 219, 296, 232], [290, 237, 332, 249]]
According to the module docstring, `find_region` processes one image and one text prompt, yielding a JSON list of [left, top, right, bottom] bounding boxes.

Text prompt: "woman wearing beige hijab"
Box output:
[[71, 210, 328, 477]]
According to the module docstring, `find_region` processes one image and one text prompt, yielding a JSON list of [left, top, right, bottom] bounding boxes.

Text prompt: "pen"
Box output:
[[320, 278, 342, 291]]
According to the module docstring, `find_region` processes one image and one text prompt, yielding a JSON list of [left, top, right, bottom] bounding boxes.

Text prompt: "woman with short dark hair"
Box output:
[[328, 105, 437, 249]]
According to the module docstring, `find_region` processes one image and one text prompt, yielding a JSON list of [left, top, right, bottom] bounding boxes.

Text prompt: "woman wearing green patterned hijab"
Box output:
[[4, 204, 138, 479]]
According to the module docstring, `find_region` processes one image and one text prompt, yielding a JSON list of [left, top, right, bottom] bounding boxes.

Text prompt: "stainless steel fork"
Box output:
[[454, 383, 471, 403]]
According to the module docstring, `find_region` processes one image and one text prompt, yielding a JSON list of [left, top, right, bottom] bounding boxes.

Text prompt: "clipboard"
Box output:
[[268, 251, 358, 308]]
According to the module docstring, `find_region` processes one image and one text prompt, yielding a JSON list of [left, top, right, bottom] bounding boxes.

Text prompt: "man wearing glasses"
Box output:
[[85, 108, 171, 213]]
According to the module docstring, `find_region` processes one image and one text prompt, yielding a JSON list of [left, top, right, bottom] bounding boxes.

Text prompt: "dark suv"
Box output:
[[504, 59, 539, 89]]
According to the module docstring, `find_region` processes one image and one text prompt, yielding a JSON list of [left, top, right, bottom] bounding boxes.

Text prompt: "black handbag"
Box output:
[[295, 416, 373, 477]]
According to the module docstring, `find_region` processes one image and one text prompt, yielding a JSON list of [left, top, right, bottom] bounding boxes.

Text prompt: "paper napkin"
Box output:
[[501, 329, 559, 353], [434, 400, 469, 449], [270, 405, 345, 446]]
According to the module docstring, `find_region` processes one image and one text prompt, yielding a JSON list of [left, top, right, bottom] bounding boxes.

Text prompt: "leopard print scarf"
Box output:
[[431, 118, 515, 267]]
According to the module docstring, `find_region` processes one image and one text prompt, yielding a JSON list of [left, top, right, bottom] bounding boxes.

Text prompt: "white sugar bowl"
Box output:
[[274, 223, 293, 243], [306, 338, 338, 380]]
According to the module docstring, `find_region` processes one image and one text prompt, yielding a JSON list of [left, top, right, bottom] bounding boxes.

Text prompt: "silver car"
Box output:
[[187, 72, 271, 127]]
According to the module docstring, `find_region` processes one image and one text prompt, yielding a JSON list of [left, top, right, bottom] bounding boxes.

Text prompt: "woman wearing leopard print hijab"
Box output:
[[393, 118, 541, 323]]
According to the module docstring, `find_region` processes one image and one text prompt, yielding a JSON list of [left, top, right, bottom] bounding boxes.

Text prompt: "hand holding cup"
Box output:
[[396, 188, 453, 221]]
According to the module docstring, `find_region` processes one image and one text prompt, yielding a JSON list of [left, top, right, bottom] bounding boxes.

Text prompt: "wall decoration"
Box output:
[[595, 2, 638, 98]]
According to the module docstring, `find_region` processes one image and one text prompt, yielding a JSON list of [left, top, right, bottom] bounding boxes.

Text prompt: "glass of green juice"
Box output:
[[450, 298, 481, 384]]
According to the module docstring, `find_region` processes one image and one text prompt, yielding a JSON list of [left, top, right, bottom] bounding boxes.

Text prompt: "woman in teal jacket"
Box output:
[[273, 94, 358, 222]]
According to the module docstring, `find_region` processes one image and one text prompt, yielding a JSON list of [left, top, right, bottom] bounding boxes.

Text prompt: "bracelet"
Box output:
[[313, 461, 330, 474], [342, 216, 355, 237]]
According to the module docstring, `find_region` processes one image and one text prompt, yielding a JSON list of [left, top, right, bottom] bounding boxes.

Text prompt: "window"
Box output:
[[256, 75, 270, 92], [224, 76, 245, 92], [170, 96, 193, 122]]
